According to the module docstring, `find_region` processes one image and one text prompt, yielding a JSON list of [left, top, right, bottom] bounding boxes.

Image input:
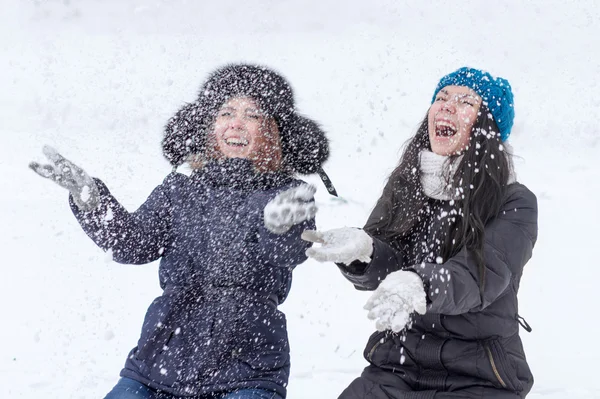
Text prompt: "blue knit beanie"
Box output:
[[431, 67, 514, 141]]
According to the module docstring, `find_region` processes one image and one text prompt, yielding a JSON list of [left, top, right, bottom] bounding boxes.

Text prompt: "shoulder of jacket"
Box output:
[[265, 176, 306, 193], [161, 171, 190, 184], [247, 177, 306, 204], [155, 172, 194, 197], [503, 182, 537, 210]]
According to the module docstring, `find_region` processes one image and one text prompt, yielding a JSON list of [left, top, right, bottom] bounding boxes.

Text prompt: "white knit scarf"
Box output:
[[419, 148, 516, 201]]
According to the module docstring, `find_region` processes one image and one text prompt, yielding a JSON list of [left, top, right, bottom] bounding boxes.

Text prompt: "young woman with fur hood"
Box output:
[[30, 64, 333, 399]]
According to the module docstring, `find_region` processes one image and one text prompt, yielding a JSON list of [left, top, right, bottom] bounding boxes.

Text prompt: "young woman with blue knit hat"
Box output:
[[29, 64, 334, 399], [303, 67, 537, 398]]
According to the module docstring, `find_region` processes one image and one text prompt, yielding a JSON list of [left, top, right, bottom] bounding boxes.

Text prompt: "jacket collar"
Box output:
[[193, 158, 292, 192]]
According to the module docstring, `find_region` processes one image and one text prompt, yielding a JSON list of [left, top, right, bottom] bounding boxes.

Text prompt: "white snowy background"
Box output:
[[2, 1, 599, 398]]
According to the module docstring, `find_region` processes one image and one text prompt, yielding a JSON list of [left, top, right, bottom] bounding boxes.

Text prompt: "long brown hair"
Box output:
[[366, 103, 513, 289]]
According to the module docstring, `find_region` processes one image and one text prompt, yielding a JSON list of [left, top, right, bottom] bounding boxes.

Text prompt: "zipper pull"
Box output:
[[517, 314, 532, 332]]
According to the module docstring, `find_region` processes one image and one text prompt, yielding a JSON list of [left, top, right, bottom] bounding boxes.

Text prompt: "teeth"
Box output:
[[434, 120, 457, 137], [435, 120, 456, 130], [224, 138, 249, 146]]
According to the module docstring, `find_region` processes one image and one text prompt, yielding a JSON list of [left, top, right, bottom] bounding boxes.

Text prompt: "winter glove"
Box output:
[[364, 270, 427, 333], [302, 227, 373, 265], [29, 145, 100, 212], [263, 184, 317, 234]]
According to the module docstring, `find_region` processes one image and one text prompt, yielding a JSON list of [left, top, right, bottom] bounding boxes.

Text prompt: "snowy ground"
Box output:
[[2, 1, 599, 398]]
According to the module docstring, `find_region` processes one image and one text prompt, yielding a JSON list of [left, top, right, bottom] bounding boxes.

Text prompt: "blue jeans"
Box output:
[[104, 377, 283, 399]]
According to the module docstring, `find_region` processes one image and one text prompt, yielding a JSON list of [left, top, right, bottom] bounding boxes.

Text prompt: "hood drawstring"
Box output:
[[317, 167, 338, 197]]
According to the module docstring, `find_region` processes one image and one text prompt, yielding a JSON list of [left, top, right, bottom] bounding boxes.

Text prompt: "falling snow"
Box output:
[[4, 2, 599, 399]]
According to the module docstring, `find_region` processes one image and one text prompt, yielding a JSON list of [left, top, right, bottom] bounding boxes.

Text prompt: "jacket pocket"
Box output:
[[236, 304, 290, 372], [483, 340, 523, 392], [364, 330, 387, 364]]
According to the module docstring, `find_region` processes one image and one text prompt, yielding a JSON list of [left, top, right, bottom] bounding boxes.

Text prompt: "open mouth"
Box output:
[[435, 120, 457, 137], [224, 137, 249, 147]]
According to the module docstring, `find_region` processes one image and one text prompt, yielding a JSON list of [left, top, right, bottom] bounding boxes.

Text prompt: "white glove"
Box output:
[[29, 145, 100, 211], [302, 227, 373, 265], [263, 184, 317, 234], [364, 270, 427, 333]]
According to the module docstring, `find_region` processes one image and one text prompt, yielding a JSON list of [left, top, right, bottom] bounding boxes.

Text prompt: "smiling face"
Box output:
[[210, 96, 282, 172], [428, 85, 482, 156]]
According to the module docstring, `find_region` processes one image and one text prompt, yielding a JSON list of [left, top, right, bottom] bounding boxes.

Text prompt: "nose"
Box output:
[[229, 116, 245, 130], [440, 99, 456, 113]]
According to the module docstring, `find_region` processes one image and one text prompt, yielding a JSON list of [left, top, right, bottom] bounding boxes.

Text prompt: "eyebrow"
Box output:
[[437, 90, 480, 101], [219, 106, 262, 113]]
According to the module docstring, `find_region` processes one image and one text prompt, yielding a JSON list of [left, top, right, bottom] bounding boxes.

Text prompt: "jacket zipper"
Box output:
[[485, 344, 507, 389]]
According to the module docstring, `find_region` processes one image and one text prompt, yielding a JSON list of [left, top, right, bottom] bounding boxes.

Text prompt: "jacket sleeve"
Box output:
[[257, 218, 315, 268], [253, 182, 316, 268], [337, 236, 404, 290], [70, 176, 173, 265], [409, 185, 538, 315]]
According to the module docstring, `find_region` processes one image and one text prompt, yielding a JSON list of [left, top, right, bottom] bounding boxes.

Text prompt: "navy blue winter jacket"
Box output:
[[70, 158, 314, 398]]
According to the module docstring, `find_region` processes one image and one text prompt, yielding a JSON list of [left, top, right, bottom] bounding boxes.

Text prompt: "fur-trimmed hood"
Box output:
[[162, 64, 332, 183]]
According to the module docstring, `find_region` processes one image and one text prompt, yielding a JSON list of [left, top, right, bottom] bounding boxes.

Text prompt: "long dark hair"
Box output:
[[366, 103, 513, 290]]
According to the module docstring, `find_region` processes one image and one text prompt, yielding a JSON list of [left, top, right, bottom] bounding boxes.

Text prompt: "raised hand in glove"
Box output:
[[363, 270, 427, 333], [263, 184, 317, 234], [301, 227, 373, 265], [29, 145, 100, 211]]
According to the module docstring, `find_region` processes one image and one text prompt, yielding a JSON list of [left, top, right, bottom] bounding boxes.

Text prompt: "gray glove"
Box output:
[[29, 146, 100, 212], [264, 184, 317, 234]]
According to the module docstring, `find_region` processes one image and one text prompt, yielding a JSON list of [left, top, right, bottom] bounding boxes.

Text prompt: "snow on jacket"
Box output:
[[338, 183, 537, 399], [70, 158, 314, 398]]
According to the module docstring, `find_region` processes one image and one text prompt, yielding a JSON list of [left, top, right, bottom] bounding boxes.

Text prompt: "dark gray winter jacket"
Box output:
[[338, 183, 537, 399], [70, 158, 314, 398]]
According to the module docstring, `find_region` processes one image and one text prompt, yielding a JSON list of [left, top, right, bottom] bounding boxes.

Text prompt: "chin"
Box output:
[[431, 146, 455, 156]]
